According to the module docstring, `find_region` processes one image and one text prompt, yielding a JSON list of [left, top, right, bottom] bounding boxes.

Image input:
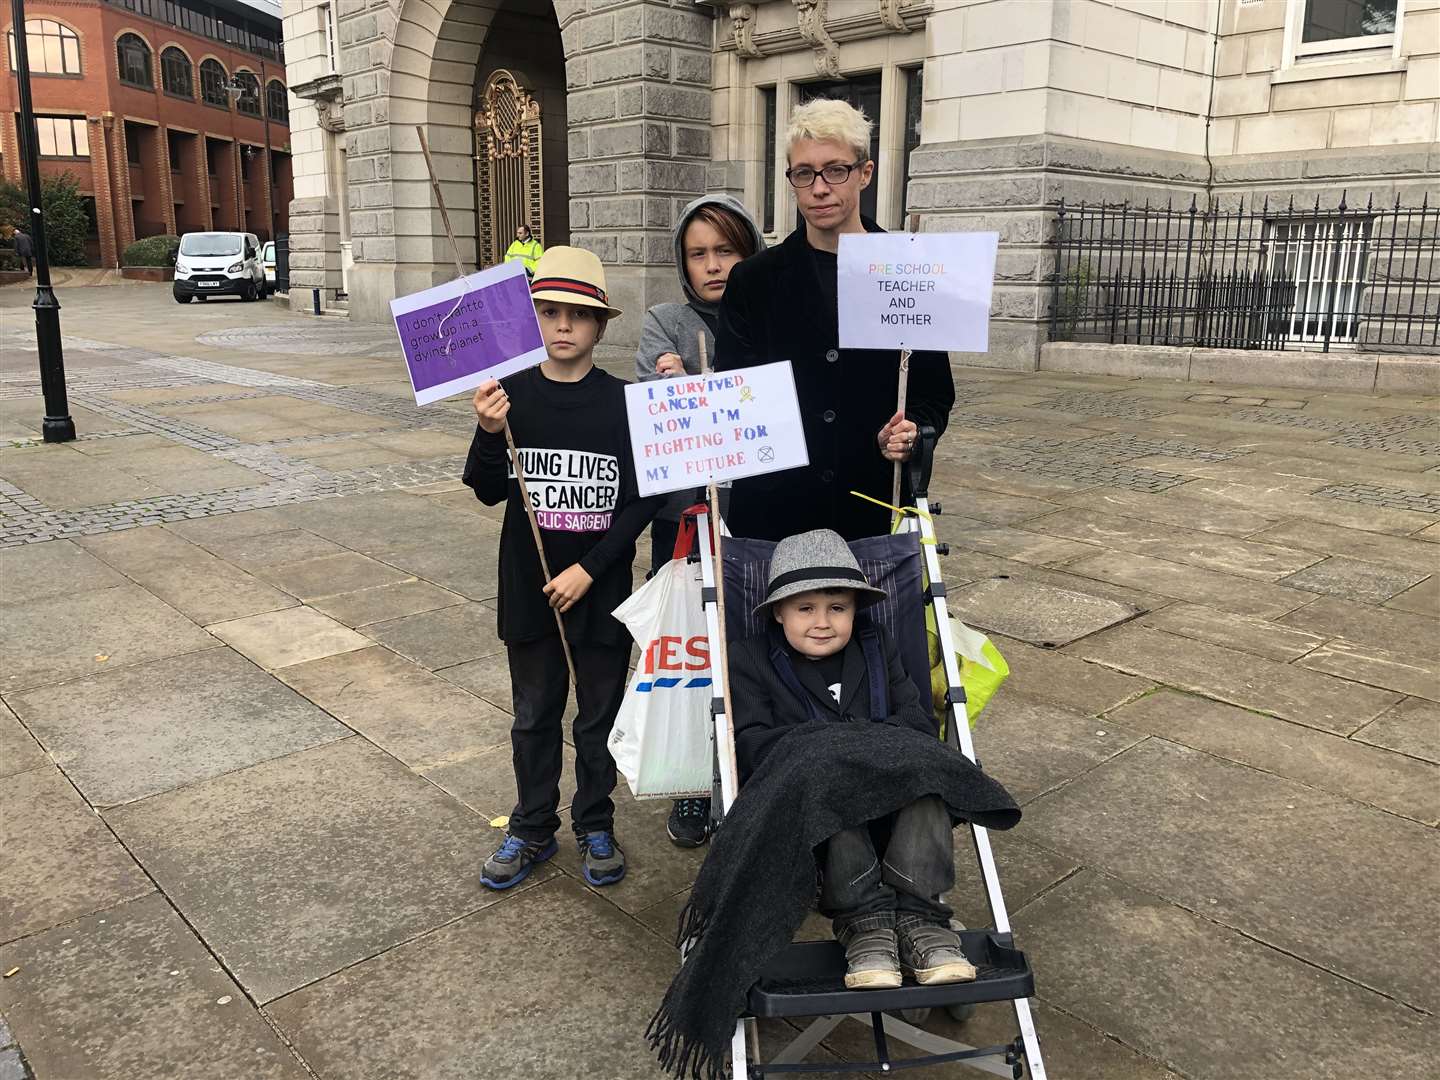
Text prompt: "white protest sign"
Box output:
[[625, 361, 808, 497], [837, 232, 999, 352]]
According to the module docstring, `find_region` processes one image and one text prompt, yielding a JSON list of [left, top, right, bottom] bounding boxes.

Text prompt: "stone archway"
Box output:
[[343, 0, 715, 346]]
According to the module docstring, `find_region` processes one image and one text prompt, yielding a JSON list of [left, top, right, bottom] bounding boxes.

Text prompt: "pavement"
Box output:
[[0, 283, 1436, 1080]]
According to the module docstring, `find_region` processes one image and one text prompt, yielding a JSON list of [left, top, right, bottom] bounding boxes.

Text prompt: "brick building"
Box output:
[[1, 0, 293, 269], [280, 0, 1438, 363]]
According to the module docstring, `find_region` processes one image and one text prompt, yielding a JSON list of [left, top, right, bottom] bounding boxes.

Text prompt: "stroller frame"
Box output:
[[691, 433, 1048, 1080]]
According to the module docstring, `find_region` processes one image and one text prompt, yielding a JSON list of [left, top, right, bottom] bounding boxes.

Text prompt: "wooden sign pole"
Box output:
[[890, 212, 924, 530], [697, 333, 740, 801], [415, 125, 575, 686]]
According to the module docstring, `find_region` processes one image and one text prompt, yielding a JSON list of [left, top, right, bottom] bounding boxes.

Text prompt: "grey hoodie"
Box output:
[[635, 194, 766, 523], [634, 193, 766, 382]]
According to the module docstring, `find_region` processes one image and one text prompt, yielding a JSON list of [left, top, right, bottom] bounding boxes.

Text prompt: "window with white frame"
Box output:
[[319, 3, 337, 74], [1287, 0, 1401, 62], [1264, 215, 1374, 345]]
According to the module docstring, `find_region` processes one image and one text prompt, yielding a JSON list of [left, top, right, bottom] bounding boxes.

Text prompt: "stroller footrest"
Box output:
[[746, 932, 1034, 1019]]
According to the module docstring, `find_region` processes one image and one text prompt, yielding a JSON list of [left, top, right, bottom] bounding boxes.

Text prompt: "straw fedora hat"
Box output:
[[529, 246, 623, 319], [753, 529, 887, 616]]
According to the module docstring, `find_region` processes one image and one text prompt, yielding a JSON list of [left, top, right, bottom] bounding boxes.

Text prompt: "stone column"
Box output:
[[109, 120, 136, 252], [194, 136, 214, 231], [157, 127, 177, 235], [561, 0, 714, 347]]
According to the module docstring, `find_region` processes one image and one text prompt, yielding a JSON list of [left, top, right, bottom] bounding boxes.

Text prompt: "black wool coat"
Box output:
[[729, 623, 936, 784], [714, 220, 955, 541]]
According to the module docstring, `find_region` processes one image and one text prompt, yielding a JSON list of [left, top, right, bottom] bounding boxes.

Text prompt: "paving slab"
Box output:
[[0, 444, 167, 508], [971, 692, 1144, 805], [987, 634, 1155, 715], [1352, 697, 1440, 764], [207, 605, 372, 669], [925, 483, 1059, 525], [0, 765, 152, 942], [1296, 639, 1440, 702], [0, 894, 309, 1080], [1108, 690, 1439, 824], [548, 790, 711, 915], [1059, 486, 1282, 536], [1279, 556, 1430, 604], [360, 601, 506, 670], [936, 517, 1101, 566], [1135, 603, 1325, 661], [948, 576, 1142, 648], [1022, 740, 1440, 1013], [266, 876, 677, 1080], [7, 648, 348, 807], [1172, 477, 1436, 536], [0, 540, 126, 605], [434, 652, 513, 712], [370, 540, 502, 600], [943, 548, 1164, 613], [162, 508, 293, 543], [190, 527, 349, 567], [0, 583, 216, 693], [424, 742, 575, 821], [1276, 594, 1440, 660], [1063, 550, 1315, 618], [277, 646, 511, 770], [106, 738, 503, 1003], [275, 492, 481, 556], [306, 578, 467, 627], [946, 831, 1079, 930], [1015, 871, 1435, 1080], [253, 551, 415, 600], [1251, 519, 1440, 570], [1030, 508, 1322, 581], [1384, 574, 1439, 615], [0, 701, 46, 779], [1067, 623, 1401, 734]]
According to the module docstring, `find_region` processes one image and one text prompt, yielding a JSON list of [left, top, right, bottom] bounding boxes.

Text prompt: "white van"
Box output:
[[173, 231, 267, 303]]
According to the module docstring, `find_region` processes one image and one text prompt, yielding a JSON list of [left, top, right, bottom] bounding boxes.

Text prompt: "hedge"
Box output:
[[123, 234, 181, 268]]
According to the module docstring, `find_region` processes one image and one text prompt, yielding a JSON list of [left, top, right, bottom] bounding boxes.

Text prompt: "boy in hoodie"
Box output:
[[634, 194, 765, 849]]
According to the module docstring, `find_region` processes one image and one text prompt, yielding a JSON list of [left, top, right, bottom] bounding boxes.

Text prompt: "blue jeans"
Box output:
[[819, 794, 955, 934]]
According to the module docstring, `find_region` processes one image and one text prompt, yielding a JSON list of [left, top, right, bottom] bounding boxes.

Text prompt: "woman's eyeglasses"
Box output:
[[785, 160, 866, 189]]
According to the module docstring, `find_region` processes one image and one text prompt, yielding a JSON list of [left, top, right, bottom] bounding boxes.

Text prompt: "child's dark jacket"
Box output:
[[462, 365, 661, 647], [729, 621, 935, 782]]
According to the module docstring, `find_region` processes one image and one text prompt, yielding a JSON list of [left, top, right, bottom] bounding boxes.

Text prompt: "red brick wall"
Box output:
[[0, 0, 291, 265]]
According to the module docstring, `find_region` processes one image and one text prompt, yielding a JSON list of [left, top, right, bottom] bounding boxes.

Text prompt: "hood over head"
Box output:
[[671, 194, 765, 314]]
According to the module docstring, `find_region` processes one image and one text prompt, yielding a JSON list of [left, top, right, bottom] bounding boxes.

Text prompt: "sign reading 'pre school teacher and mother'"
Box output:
[[837, 231, 999, 353], [625, 361, 808, 497], [390, 260, 547, 405]]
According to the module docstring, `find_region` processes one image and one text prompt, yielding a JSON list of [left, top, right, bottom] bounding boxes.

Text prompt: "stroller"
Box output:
[[686, 428, 1048, 1079]]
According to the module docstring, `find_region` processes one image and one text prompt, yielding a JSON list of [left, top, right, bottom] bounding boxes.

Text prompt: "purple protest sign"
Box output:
[[390, 260, 547, 405]]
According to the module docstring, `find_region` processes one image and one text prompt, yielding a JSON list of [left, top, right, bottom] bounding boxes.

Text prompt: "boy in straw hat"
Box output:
[[464, 247, 661, 891], [728, 528, 978, 990]]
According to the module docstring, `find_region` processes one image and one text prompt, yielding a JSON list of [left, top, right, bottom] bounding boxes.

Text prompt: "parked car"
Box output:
[[172, 231, 266, 303], [261, 240, 277, 296]]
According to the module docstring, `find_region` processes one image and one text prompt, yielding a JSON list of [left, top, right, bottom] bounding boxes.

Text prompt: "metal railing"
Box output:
[[1050, 193, 1439, 353]]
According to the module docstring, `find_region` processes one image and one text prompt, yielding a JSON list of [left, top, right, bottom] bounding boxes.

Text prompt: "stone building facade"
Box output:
[[282, 0, 1438, 366]]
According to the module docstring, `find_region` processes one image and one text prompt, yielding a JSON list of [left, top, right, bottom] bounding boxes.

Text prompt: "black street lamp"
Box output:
[[9, 0, 74, 442]]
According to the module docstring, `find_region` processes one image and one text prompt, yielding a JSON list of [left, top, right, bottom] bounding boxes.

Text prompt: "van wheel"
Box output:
[[174, 294, 191, 304], [242, 282, 257, 301]]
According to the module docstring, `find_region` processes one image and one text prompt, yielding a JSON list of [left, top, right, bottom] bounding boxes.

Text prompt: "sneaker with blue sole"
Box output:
[[481, 833, 558, 890], [578, 830, 626, 886]]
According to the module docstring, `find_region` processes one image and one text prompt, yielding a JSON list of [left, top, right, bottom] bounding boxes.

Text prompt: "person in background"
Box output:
[[634, 193, 764, 850], [504, 224, 543, 277], [13, 228, 34, 276], [714, 98, 954, 541]]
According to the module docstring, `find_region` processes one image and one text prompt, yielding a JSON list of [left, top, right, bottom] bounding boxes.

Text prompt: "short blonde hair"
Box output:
[[786, 98, 871, 161]]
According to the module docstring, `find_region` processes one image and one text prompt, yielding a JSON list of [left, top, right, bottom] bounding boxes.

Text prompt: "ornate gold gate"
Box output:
[[474, 69, 544, 268]]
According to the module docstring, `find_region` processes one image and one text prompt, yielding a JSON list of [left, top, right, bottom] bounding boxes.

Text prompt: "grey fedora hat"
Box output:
[[753, 528, 888, 616]]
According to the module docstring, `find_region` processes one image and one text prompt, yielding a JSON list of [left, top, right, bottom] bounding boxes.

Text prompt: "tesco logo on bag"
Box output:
[[635, 635, 712, 692]]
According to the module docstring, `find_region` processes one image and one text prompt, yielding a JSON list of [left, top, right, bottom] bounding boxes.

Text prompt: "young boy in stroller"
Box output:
[[729, 528, 980, 991]]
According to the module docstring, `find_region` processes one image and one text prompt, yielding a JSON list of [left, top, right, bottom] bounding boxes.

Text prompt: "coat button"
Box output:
[[825, 349, 839, 363], [821, 469, 835, 482], [822, 409, 836, 423]]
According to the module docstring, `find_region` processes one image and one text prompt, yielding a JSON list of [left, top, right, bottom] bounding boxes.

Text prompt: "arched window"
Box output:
[[116, 32, 150, 88], [200, 58, 228, 108], [6, 19, 81, 75], [160, 47, 192, 98], [266, 80, 288, 123], [234, 71, 260, 117]]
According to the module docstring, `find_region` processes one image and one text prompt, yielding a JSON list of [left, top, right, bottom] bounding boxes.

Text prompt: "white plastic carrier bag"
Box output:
[[607, 557, 714, 799]]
